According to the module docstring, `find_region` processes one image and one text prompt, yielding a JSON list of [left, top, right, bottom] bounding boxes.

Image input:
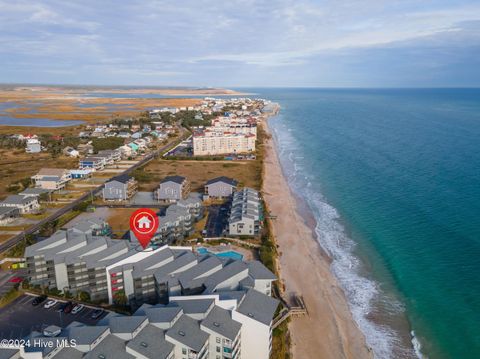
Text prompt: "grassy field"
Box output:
[[136, 159, 262, 192], [0, 150, 78, 200]]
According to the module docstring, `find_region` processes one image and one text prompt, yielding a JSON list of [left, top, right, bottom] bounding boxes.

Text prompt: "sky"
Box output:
[[0, 0, 479, 87]]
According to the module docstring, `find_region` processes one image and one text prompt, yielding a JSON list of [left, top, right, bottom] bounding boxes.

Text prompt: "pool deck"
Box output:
[[195, 244, 255, 261]]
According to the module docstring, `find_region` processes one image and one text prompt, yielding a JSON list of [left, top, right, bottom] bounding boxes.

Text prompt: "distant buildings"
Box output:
[[25, 138, 41, 153], [204, 176, 238, 198], [0, 194, 39, 214], [157, 176, 191, 202], [62, 146, 80, 157], [228, 188, 262, 236], [0, 207, 20, 225], [103, 175, 138, 201], [192, 131, 256, 156], [31, 168, 71, 190], [79, 157, 105, 171]]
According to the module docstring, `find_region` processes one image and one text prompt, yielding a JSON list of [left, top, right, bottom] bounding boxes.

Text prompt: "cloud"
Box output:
[[0, 0, 479, 86]]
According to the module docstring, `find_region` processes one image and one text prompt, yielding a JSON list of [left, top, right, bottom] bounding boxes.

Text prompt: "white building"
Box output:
[[193, 131, 256, 156]]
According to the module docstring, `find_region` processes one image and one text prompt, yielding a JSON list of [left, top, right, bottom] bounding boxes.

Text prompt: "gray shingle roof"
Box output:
[[109, 316, 147, 334], [203, 260, 248, 292], [237, 289, 279, 326], [84, 334, 135, 359], [68, 325, 110, 345], [201, 306, 241, 341], [205, 176, 238, 186], [247, 261, 276, 280], [169, 298, 215, 316], [161, 175, 186, 184], [126, 324, 174, 359], [141, 306, 183, 325], [48, 347, 84, 359], [165, 315, 208, 352], [2, 194, 35, 205]]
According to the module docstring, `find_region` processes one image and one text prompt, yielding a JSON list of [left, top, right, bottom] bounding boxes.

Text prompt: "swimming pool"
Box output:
[[197, 247, 244, 260]]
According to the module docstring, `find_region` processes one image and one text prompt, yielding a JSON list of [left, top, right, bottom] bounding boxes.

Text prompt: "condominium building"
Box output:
[[25, 225, 276, 307], [192, 131, 256, 156], [0, 289, 278, 359], [228, 188, 262, 236]]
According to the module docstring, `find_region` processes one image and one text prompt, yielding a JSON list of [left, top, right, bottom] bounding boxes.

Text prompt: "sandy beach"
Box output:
[[262, 118, 372, 359]]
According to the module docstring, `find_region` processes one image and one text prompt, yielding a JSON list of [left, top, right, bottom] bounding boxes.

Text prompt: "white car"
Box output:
[[43, 300, 57, 309], [71, 304, 84, 315]]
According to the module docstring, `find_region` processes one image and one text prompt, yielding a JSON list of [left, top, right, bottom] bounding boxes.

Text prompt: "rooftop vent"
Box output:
[[178, 330, 185, 336], [213, 322, 220, 327], [98, 355, 106, 359], [140, 342, 148, 348], [247, 312, 254, 318]]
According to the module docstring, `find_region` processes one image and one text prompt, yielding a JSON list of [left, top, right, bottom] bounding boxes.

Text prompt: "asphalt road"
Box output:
[[0, 127, 187, 254], [0, 294, 108, 340]]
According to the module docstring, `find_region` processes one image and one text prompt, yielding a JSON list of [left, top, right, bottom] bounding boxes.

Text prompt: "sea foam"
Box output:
[[270, 119, 421, 359]]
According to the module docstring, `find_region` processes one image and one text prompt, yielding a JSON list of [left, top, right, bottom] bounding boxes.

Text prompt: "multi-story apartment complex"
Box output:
[[192, 131, 256, 156], [228, 188, 262, 236], [1, 289, 278, 359], [25, 222, 275, 307], [210, 117, 258, 136]]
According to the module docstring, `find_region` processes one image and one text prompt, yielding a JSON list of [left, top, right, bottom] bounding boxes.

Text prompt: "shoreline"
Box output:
[[262, 113, 373, 359]]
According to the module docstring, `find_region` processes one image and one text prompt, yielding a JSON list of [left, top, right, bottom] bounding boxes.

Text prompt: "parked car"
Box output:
[[44, 300, 58, 309], [8, 277, 23, 283], [71, 304, 84, 315], [63, 301, 74, 314], [32, 295, 47, 306], [91, 309, 104, 319]]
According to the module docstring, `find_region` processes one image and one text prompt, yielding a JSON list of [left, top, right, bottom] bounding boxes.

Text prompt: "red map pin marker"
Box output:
[[129, 208, 159, 249]]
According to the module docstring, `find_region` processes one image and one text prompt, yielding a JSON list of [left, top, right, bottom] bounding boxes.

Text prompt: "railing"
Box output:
[[271, 292, 308, 330]]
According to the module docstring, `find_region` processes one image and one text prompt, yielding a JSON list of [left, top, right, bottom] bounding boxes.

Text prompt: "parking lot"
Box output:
[[205, 202, 231, 237], [0, 294, 108, 339]]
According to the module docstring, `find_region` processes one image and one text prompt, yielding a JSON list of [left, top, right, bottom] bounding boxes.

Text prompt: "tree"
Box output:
[[113, 290, 127, 306], [78, 291, 91, 302]]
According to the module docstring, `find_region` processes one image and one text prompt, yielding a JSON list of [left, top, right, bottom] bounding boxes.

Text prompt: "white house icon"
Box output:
[[137, 216, 152, 229]]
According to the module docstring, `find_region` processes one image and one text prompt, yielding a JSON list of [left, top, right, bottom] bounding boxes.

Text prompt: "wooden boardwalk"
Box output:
[[272, 292, 308, 329]]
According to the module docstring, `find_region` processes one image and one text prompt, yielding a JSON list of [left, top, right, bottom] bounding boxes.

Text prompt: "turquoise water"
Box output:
[[197, 247, 244, 260], [252, 88, 480, 359]]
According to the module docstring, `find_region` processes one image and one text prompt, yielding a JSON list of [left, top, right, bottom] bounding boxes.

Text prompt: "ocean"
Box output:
[[251, 88, 480, 359]]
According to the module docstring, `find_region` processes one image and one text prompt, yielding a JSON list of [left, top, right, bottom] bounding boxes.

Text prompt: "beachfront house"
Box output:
[[204, 176, 238, 198], [119, 144, 134, 158], [127, 142, 140, 153], [25, 138, 41, 153], [92, 149, 121, 166], [156, 176, 190, 202], [31, 168, 71, 191], [103, 174, 138, 201], [0, 195, 39, 214], [62, 146, 80, 157], [19, 188, 51, 199], [69, 169, 93, 179], [79, 157, 105, 171], [0, 207, 20, 225]]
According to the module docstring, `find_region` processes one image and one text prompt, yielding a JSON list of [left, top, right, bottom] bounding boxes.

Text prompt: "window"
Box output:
[[216, 337, 221, 344], [182, 348, 187, 354], [216, 346, 221, 352]]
